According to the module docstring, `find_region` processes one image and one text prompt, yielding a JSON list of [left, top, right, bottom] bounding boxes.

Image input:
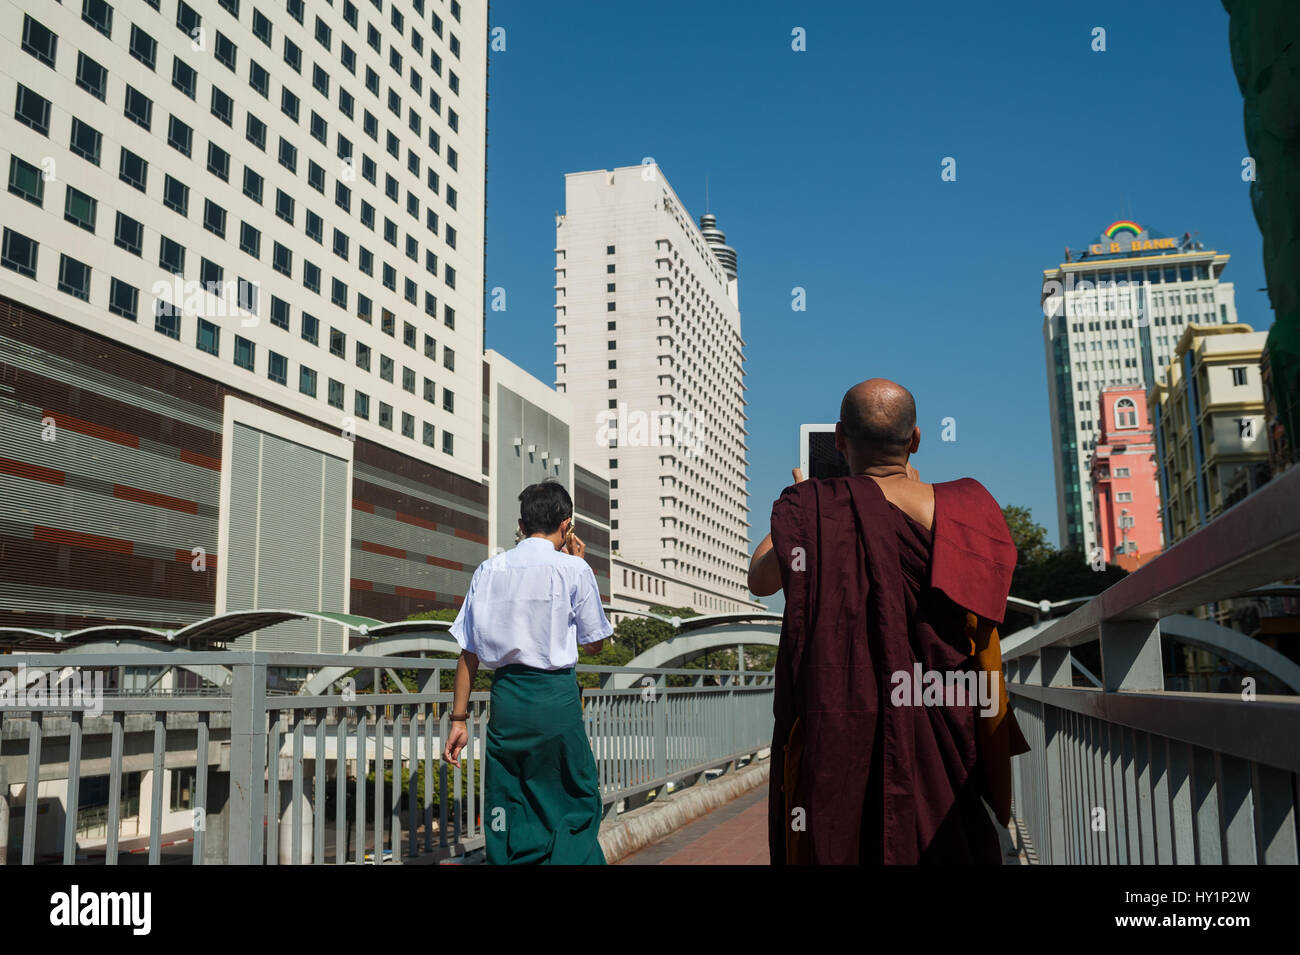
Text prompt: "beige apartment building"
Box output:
[[1148, 323, 1269, 546]]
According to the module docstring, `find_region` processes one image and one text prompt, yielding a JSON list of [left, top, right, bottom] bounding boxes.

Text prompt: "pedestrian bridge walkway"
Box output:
[[1, 464, 1297, 865]]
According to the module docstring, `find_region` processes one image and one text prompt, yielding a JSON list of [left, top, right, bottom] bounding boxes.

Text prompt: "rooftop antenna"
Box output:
[[705, 176, 710, 214]]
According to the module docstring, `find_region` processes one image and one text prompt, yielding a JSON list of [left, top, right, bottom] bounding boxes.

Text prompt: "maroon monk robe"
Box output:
[[767, 474, 1027, 864]]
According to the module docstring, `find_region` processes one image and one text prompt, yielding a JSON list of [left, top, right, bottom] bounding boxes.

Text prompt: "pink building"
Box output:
[[1089, 386, 1164, 571]]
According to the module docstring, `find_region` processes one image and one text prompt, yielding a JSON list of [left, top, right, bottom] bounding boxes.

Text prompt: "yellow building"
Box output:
[[1148, 323, 1269, 546]]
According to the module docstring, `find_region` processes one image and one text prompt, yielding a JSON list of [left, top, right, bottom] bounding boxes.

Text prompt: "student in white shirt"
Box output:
[[443, 479, 613, 864]]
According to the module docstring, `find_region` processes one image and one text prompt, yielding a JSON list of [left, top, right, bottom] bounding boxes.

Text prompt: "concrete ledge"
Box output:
[[598, 757, 770, 864]]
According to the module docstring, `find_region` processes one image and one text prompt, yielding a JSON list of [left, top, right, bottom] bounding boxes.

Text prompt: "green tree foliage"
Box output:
[[1001, 505, 1129, 633], [1002, 504, 1054, 565]]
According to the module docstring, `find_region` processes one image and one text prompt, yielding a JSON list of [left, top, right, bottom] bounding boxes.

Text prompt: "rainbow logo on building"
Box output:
[[1104, 220, 1142, 239]]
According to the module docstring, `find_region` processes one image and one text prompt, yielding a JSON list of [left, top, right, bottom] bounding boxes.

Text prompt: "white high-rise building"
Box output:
[[1041, 222, 1239, 556], [554, 165, 751, 611], [1, 0, 486, 481], [0, 0, 492, 637]]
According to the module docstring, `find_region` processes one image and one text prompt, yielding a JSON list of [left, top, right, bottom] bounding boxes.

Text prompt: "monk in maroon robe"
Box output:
[[748, 379, 1028, 864]]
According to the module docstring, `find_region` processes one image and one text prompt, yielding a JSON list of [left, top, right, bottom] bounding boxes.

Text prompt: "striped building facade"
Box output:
[[1, 294, 487, 647]]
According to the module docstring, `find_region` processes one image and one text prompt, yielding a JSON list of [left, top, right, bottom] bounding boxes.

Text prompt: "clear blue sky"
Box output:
[[483, 0, 1267, 556]]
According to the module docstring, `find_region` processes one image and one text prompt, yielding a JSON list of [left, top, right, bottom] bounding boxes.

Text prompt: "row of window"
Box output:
[[17, 12, 465, 300], [10, 145, 457, 346], [1, 225, 455, 453]]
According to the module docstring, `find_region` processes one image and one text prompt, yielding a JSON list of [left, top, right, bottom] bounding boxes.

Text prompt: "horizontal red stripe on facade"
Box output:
[[350, 578, 374, 591], [114, 483, 199, 514], [395, 511, 438, 532], [352, 500, 375, 513], [395, 585, 439, 600], [360, 540, 407, 560], [43, 409, 139, 449], [34, 525, 134, 555], [425, 555, 463, 571], [0, 455, 65, 485], [453, 527, 489, 545], [179, 449, 221, 471], [174, 549, 218, 570]]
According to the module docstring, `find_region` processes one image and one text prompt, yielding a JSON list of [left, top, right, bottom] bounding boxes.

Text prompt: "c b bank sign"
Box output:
[[1087, 220, 1178, 255]]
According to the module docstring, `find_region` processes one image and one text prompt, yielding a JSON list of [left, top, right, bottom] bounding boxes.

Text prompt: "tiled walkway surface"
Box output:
[[617, 784, 1026, 865], [618, 786, 770, 865]]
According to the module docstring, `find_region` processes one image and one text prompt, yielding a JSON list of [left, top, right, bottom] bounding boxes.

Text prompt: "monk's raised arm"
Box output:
[[748, 533, 782, 596]]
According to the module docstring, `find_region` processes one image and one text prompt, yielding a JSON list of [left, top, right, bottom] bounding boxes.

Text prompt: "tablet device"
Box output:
[[799, 424, 850, 481]]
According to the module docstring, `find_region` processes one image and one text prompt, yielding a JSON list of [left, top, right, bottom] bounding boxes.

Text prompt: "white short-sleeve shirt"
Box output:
[[449, 537, 614, 671]]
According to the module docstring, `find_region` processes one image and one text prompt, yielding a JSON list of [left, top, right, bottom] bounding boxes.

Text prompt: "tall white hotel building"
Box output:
[[554, 165, 752, 612], [0, 0, 491, 644], [1041, 222, 1239, 556]]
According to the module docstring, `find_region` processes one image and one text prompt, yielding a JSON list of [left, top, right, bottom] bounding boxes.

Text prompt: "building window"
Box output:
[[215, 31, 237, 71], [63, 186, 97, 232], [299, 365, 317, 397], [272, 242, 292, 277], [2, 229, 39, 279], [246, 113, 267, 149], [70, 118, 102, 165], [122, 89, 154, 132], [82, 0, 113, 37], [21, 16, 58, 68], [176, 1, 201, 36], [158, 236, 186, 276], [250, 60, 270, 97], [1114, 467, 1131, 478], [15, 85, 52, 136], [108, 278, 139, 320], [114, 213, 143, 255], [154, 299, 180, 339], [199, 257, 223, 292], [163, 175, 190, 216], [58, 254, 91, 300], [1231, 367, 1247, 386], [442, 431, 453, 455], [301, 312, 319, 346], [252, 8, 271, 44], [171, 57, 197, 99], [7, 157, 45, 206], [328, 378, 344, 409], [207, 143, 231, 181], [196, 318, 220, 356], [203, 200, 227, 238], [211, 88, 234, 126], [168, 116, 193, 156], [234, 335, 255, 371], [423, 422, 435, 446], [130, 25, 158, 69], [75, 53, 108, 101], [268, 351, 288, 385], [1114, 397, 1137, 429]]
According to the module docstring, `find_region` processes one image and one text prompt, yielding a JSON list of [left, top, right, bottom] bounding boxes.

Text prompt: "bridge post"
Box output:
[[0, 765, 8, 865], [1099, 620, 1163, 691], [652, 672, 667, 791], [1040, 647, 1072, 863], [228, 658, 268, 865]]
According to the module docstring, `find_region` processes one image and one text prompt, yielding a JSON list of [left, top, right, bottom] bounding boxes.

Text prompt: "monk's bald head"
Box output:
[[839, 379, 917, 461]]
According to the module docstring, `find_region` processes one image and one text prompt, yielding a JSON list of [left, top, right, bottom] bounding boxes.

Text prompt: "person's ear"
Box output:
[[834, 421, 845, 453], [910, 427, 921, 455]]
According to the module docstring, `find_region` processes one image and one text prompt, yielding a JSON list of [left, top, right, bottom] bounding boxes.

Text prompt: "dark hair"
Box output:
[[518, 480, 573, 536]]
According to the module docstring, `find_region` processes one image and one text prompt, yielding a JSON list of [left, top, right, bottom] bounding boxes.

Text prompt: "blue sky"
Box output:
[[483, 0, 1267, 556]]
